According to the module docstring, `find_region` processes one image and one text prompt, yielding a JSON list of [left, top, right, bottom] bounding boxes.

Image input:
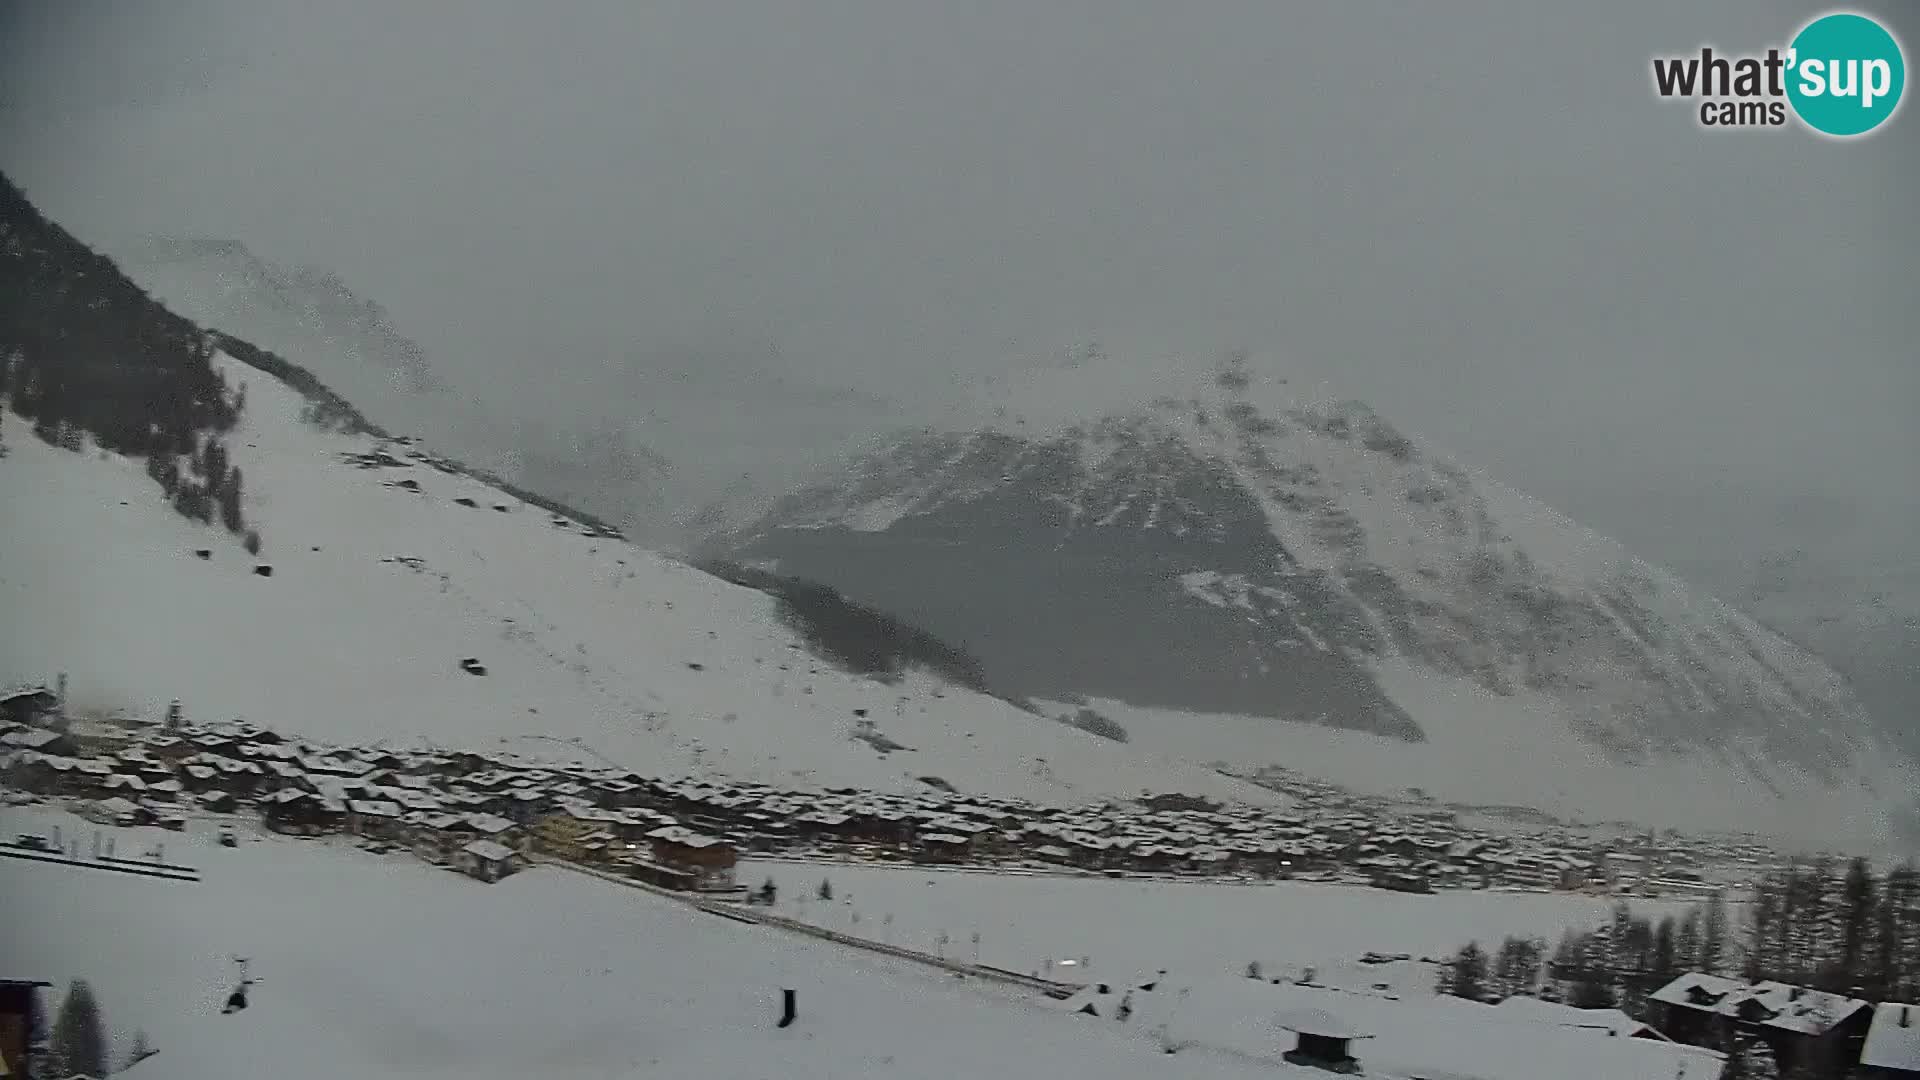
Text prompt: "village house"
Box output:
[[345, 799, 404, 839], [531, 805, 612, 861], [464, 812, 522, 853], [1650, 974, 1874, 1076], [1648, 972, 1748, 1045], [646, 826, 738, 890], [0, 685, 60, 727], [1, 727, 72, 756], [912, 832, 972, 864], [1716, 982, 1873, 1077], [457, 839, 523, 883], [261, 789, 343, 835], [402, 812, 472, 862]]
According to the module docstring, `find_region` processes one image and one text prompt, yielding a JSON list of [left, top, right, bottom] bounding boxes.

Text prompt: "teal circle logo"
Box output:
[[1787, 12, 1906, 137]]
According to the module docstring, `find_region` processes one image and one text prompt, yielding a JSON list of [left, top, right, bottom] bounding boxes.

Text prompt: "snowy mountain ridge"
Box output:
[[0, 349, 1283, 811], [724, 360, 1918, 850], [124, 233, 445, 401]]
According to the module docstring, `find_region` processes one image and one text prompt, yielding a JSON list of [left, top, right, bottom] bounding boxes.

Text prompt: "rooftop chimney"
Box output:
[[1902, 1005, 1911, 1028]]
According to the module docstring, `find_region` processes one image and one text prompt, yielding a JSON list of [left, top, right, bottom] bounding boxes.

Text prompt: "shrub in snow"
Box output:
[[1062, 707, 1128, 743]]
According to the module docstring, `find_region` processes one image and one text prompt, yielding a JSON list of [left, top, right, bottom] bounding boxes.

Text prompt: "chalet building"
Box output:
[[1650, 975, 1873, 1075], [99, 774, 148, 798], [345, 799, 404, 839], [912, 832, 972, 864], [1, 728, 72, 756], [463, 812, 522, 852], [402, 812, 472, 861], [532, 806, 609, 861], [1860, 1002, 1920, 1079], [615, 853, 697, 891], [195, 790, 238, 814], [144, 736, 192, 762], [210, 757, 265, 795], [1717, 982, 1872, 1077], [502, 788, 548, 824], [261, 787, 328, 826], [0, 685, 60, 726], [1650, 973, 1749, 1045], [66, 759, 114, 798], [83, 796, 142, 826], [457, 839, 523, 883], [3, 752, 59, 792], [647, 826, 737, 890], [179, 763, 220, 793], [592, 778, 642, 808]]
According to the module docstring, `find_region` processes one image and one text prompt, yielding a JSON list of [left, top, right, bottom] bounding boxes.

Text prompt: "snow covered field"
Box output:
[[0, 351, 1281, 809], [740, 858, 1696, 986], [1, 807, 1312, 1080], [3, 807, 1723, 1080]]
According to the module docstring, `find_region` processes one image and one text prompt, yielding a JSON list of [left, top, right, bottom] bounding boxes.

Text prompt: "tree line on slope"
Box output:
[[1438, 856, 1920, 1013], [0, 171, 253, 544], [696, 560, 998, 695]]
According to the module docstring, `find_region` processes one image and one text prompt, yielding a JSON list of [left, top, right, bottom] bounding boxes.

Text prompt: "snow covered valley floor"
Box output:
[[3, 807, 1726, 1080], [2, 808, 1296, 1080], [738, 857, 1696, 988]]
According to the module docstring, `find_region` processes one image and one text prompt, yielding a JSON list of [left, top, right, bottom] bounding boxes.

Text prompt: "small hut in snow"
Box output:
[[1277, 1007, 1372, 1073]]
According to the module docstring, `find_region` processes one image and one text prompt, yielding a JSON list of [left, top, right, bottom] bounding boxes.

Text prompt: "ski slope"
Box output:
[[0, 353, 1281, 808]]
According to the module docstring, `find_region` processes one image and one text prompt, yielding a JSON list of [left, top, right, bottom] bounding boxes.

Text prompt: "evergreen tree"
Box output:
[[1569, 977, 1615, 1010], [1609, 901, 1632, 971], [46, 978, 107, 1079], [1701, 891, 1729, 975], [1879, 864, 1920, 1001], [1446, 942, 1488, 1001], [218, 465, 245, 532], [1651, 916, 1677, 979], [817, 878, 833, 902], [1676, 908, 1702, 972], [1751, 880, 1774, 980], [1839, 857, 1877, 980]]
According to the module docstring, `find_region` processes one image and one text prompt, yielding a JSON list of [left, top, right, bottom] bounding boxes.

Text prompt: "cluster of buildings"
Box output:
[[1647, 972, 1919, 1078], [0, 682, 1766, 899]]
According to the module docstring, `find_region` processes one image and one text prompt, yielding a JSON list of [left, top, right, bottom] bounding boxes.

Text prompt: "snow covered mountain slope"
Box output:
[[120, 235, 447, 411], [722, 361, 1917, 851], [0, 352, 1280, 809]]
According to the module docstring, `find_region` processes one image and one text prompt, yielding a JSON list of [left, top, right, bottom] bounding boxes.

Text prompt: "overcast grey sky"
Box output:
[[2, 0, 1914, 568]]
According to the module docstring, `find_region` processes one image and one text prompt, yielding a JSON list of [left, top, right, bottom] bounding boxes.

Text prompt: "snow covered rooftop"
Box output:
[[1649, 972, 1747, 1009], [461, 839, 517, 862], [1862, 1002, 1920, 1072], [1274, 1007, 1371, 1040], [1719, 981, 1872, 1035]]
